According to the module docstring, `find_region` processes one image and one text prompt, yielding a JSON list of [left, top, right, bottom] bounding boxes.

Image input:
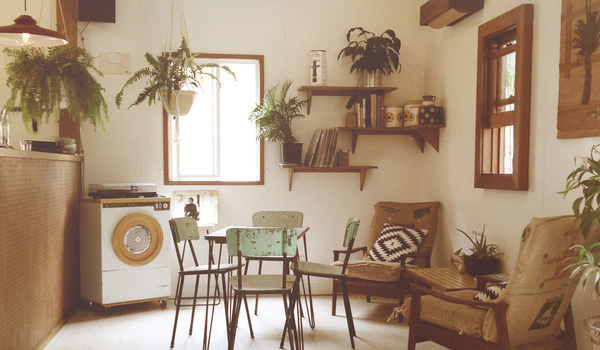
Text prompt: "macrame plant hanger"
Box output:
[[165, 0, 192, 143]]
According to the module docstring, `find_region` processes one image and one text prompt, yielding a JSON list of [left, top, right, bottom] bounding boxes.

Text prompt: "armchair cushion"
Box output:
[[399, 290, 487, 338], [473, 281, 508, 302], [332, 259, 414, 282], [368, 224, 428, 263]]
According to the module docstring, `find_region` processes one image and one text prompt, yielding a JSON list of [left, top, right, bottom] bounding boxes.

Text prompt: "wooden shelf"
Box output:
[[278, 164, 378, 191], [420, 0, 483, 29], [298, 86, 397, 114], [338, 125, 445, 153]]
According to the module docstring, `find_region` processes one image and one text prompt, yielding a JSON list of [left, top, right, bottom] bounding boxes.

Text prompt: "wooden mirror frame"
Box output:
[[474, 4, 533, 191]]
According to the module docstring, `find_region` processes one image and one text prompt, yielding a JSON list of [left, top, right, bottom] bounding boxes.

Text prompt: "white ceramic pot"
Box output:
[[159, 90, 197, 116]]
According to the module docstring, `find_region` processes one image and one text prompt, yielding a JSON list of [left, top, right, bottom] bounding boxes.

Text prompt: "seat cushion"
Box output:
[[398, 289, 487, 339], [368, 224, 428, 263], [333, 259, 409, 282], [296, 261, 344, 278]]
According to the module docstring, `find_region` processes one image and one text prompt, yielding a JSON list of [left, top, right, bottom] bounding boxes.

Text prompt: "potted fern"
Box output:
[[457, 226, 501, 276], [115, 38, 234, 116], [337, 27, 402, 86], [249, 80, 307, 165], [4, 45, 108, 133]]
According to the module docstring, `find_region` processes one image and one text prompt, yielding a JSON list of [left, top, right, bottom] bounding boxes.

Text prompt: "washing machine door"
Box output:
[[112, 213, 164, 266]]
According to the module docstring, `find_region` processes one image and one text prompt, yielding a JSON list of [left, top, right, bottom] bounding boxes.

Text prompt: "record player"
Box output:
[[88, 183, 158, 199]]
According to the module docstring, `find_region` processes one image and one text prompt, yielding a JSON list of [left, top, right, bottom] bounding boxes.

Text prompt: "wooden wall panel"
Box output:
[[0, 151, 82, 350]]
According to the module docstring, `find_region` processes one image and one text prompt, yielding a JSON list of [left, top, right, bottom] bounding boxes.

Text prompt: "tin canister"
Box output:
[[310, 50, 327, 86], [403, 100, 422, 127], [384, 106, 403, 127]]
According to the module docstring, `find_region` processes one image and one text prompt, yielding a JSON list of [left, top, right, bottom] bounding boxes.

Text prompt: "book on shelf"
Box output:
[[352, 94, 385, 128], [305, 128, 338, 167]]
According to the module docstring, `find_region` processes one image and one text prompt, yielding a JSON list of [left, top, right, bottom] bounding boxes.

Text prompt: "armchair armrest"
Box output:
[[333, 246, 367, 261], [399, 251, 432, 268]]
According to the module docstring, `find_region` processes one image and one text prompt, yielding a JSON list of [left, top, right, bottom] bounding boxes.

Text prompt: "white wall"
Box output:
[[2, 0, 597, 348], [422, 1, 600, 348]]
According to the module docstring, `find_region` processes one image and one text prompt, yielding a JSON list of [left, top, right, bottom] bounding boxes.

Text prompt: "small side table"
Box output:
[[406, 266, 477, 292]]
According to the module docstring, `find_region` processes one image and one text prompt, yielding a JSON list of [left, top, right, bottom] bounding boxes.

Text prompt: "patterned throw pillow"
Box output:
[[473, 281, 508, 302], [368, 224, 428, 263]]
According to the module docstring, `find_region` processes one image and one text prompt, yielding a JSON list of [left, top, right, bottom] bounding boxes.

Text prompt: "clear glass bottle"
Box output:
[[0, 105, 10, 148]]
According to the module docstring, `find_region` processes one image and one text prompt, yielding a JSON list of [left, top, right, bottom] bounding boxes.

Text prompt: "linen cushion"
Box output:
[[368, 224, 428, 263], [473, 281, 508, 302], [332, 259, 409, 282]]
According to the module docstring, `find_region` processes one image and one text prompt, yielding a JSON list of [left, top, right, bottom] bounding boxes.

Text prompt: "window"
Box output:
[[474, 4, 533, 191], [163, 54, 264, 185]]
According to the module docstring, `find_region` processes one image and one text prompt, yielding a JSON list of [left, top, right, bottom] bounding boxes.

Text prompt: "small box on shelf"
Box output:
[[417, 106, 444, 125]]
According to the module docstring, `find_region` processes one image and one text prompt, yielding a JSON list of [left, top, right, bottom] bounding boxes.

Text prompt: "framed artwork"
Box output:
[[558, 0, 600, 138], [171, 190, 218, 225]]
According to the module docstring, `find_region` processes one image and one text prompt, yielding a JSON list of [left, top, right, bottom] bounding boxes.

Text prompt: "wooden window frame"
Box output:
[[475, 4, 533, 191], [163, 54, 264, 186]]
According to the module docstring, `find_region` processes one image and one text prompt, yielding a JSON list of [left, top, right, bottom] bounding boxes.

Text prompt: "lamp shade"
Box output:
[[0, 14, 67, 47]]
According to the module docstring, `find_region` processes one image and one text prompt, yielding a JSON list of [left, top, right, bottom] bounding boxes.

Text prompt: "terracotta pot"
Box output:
[[463, 255, 500, 276], [585, 316, 600, 350], [280, 143, 303, 165], [159, 90, 197, 116]]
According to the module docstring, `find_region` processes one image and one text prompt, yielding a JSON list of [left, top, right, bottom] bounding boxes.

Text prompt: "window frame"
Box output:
[[162, 53, 264, 186], [474, 4, 533, 191]]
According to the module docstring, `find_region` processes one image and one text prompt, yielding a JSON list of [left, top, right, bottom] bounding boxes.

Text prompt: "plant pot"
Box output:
[[359, 70, 383, 87], [281, 143, 303, 165], [159, 90, 197, 116], [585, 316, 600, 350], [463, 255, 500, 276]]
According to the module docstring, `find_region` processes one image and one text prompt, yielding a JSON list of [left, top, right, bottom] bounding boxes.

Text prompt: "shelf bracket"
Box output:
[[416, 128, 440, 152], [287, 168, 294, 191]]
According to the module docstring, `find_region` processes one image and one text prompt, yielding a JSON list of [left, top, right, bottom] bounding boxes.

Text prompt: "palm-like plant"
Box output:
[[115, 38, 234, 109], [337, 27, 401, 76], [249, 80, 307, 144], [572, 0, 600, 105], [4, 45, 108, 133], [561, 144, 600, 299]]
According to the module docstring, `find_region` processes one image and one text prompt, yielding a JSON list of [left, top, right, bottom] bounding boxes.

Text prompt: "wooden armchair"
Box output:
[[332, 201, 441, 316], [403, 216, 582, 350]]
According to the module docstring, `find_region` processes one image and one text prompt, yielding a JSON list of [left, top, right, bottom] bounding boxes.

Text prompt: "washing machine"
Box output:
[[80, 196, 171, 308]]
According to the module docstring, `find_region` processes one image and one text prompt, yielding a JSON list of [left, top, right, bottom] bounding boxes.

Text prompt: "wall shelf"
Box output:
[[420, 0, 483, 29], [339, 125, 445, 153], [298, 86, 397, 114], [278, 164, 378, 191]]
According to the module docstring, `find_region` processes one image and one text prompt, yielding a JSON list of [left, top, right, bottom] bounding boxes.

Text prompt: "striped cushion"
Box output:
[[473, 281, 508, 302], [368, 224, 428, 263]]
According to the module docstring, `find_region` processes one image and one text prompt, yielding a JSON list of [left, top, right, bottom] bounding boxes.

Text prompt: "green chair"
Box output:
[[169, 218, 238, 350], [226, 227, 301, 350], [293, 217, 360, 349], [246, 211, 304, 315]]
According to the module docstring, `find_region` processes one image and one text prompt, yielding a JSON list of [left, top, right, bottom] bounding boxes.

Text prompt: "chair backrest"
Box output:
[[367, 202, 441, 266], [481, 216, 584, 347], [169, 217, 201, 272], [226, 227, 297, 288], [252, 211, 303, 227], [341, 218, 360, 274]]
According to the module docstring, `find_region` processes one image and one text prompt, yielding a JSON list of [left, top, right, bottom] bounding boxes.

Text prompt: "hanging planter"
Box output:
[[159, 90, 197, 117]]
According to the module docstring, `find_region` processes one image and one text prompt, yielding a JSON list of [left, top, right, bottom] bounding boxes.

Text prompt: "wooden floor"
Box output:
[[44, 295, 446, 350]]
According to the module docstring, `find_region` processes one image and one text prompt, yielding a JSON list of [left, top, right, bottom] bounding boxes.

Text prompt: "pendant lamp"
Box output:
[[0, 0, 67, 47]]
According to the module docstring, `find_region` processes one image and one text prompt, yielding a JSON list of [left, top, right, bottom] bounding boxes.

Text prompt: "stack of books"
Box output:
[[304, 128, 339, 167], [355, 94, 385, 127]]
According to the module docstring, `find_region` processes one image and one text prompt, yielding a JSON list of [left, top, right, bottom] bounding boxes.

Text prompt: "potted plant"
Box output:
[[249, 79, 307, 165], [4, 45, 109, 133], [561, 144, 600, 349], [115, 38, 234, 116], [337, 27, 402, 87], [457, 226, 501, 276]]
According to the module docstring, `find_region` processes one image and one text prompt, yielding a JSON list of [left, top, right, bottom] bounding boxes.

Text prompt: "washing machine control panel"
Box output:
[[102, 201, 170, 211]]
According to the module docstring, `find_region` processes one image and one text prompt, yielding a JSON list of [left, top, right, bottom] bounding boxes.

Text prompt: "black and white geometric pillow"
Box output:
[[473, 282, 508, 302], [368, 224, 428, 263]]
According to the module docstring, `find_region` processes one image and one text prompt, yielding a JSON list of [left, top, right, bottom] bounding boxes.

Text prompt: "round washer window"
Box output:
[[112, 213, 163, 266]]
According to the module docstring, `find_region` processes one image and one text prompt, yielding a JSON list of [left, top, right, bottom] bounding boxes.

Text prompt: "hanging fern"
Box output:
[[4, 46, 109, 133], [115, 38, 235, 109]]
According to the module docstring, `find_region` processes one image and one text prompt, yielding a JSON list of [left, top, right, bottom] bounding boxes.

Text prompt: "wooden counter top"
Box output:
[[0, 147, 83, 162]]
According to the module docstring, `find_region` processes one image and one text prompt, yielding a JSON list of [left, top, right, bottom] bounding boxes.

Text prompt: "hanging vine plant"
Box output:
[[3, 45, 109, 133]]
